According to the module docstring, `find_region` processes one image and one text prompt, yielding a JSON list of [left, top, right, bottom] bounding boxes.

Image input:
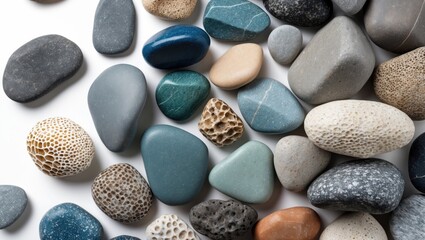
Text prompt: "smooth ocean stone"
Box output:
[[189, 200, 257, 240], [156, 70, 210, 121], [3, 34, 83, 103], [268, 25, 303, 65], [332, 0, 366, 15], [307, 159, 404, 214], [143, 25, 210, 69], [110, 236, 141, 240], [209, 141, 274, 203], [288, 16, 375, 104], [93, 0, 135, 54], [88, 64, 147, 152], [142, 0, 197, 20], [365, 0, 425, 53], [274, 136, 331, 192], [146, 214, 199, 240], [39, 203, 102, 240], [237, 78, 305, 134], [0, 185, 27, 229], [263, 0, 332, 27], [304, 100, 415, 158], [141, 125, 209, 205], [203, 0, 270, 41], [409, 133, 425, 193], [390, 195, 425, 239]]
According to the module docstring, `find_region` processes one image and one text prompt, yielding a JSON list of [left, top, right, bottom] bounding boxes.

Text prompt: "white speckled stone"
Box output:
[[268, 25, 303, 65], [146, 214, 199, 240], [390, 195, 425, 239], [332, 0, 366, 15]]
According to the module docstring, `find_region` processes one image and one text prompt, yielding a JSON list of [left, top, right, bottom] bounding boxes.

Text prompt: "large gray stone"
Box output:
[[390, 195, 425, 239], [288, 16, 375, 105], [332, 0, 366, 15], [0, 185, 27, 229]]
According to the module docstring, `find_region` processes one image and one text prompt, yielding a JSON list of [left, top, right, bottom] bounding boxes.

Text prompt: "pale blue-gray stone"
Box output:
[[0, 185, 27, 229], [268, 25, 303, 65], [390, 195, 425, 239]]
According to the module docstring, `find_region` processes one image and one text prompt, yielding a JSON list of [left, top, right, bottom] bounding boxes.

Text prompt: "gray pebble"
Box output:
[[332, 0, 367, 15], [268, 25, 303, 65], [390, 195, 425, 239], [0, 185, 27, 229]]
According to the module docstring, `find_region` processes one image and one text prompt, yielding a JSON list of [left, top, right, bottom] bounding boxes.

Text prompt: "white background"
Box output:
[[0, 0, 423, 239]]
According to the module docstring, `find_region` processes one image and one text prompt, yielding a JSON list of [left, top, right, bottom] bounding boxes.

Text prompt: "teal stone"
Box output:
[[203, 0, 270, 41], [237, 78, 305, 134], [141, 125, 209, 205], [156, 71, 210, 121], [209, 141, 274, 204]]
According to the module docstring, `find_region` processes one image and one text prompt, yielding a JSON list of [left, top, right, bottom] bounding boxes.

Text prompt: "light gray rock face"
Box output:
[[288, 16, 375, 105], [390, 195, 425, 239], [0, 185, 27, 229], [365, 0, 425, 53], [332, 0, 366, 15], [268, 25, 303, 65]]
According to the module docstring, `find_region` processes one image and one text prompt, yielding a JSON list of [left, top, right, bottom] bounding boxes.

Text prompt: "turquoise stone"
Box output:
[[203, 0, 270, 41], [209, 141, 274, 204], [141, 125, 209, 205], [156, 71, 210, 121], [237, 78, 305, 134]]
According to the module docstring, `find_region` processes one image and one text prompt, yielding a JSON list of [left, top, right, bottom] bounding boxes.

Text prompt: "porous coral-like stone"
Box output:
[[27, 117, 94, 177], [142, 0, 197, 20], [373, 47, 425, 120], [198, 98, 244, 147], [91, 163, 152, 223], [146, 214, 199, 240]]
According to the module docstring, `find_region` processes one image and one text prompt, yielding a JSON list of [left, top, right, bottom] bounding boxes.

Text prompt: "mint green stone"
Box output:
[[209, 141, 274, 204]]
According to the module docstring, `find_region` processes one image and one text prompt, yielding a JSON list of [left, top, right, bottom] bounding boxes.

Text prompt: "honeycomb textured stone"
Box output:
[[91, 163, 152, 223], [198, 98, 244, 147], [373, 47, 425, 120], [26, 117, 94, 177], [142, 0, 197, 20], [146, 214, 199, 240]]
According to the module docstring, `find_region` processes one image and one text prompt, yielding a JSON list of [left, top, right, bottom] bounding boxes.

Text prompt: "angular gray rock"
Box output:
[[268, 25, 303, 65], [0, 185, 27, 229], [390, 195, 425, 239], [332, 0, 367, 15]]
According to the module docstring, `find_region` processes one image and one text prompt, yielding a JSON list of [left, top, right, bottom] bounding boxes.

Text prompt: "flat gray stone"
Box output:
[[390, 195, 425, 239], [332, 0, 366, 15], [288, 16, 375, 105], [268, 25, 303, 65], [0, 185, 27, 229]]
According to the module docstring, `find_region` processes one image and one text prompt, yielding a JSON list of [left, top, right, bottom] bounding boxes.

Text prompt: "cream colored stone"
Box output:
[[146, 214, 199, 240], [210, 43, 263, 90], [142, 0, 197, 20], [304, 100, 415, 158]]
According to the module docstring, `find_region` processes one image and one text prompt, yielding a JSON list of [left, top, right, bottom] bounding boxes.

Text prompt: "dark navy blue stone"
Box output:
[[409, 133, 425, 193], [142, 25, 210, 69], [141, 125, 209, 205], [110, 235, 140, 240]]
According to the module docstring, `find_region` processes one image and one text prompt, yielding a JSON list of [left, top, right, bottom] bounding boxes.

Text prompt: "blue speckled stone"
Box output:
[[203, 0, 270, 41], [143, 25, 210, 69], [237, 78, 305, 134], [0, 185, 27, 229], [39, 203, 102, 240], [209, 141, 274, 204], [156, 70, 210, 121], [141, 125, 209, 205], [111, 235, 141, 240], [409, 133, 425, 193], [390, 195, 425, 240]]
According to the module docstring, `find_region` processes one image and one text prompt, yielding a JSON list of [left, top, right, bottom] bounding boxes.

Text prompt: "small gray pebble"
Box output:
[[0, 185, 28, 229], [268, 25, 303, 65]]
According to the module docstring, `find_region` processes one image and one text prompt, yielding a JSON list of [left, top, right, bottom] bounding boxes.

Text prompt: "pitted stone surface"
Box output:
[[146, 214, 199, 240]]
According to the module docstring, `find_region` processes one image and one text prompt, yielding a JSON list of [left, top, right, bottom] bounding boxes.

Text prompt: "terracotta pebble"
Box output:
[[142, 0, 197, 20]]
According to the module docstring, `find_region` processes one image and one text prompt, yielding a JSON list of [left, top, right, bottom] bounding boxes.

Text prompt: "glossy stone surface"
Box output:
[[268, 25, 303, 65], [146, 214, 199, 240], [409, 133, 425, 193], [143, 25, 210, 69], [110, 236, 140, 240], [3, 34, 83, 103], [237, 78, 305, 134], [209, 141, 274, 203], [141, 125, 209, 205], [308, 159, 404, 214], [332, 0, 366, 15], [156, 70, 210, 121], [390, 195, 425, 239], [0, 185, 27, 229], [39, 203, 102, 240], [93, 0, 135, 54], [203, 0, 270, 41], [88, 64, 147, 152]]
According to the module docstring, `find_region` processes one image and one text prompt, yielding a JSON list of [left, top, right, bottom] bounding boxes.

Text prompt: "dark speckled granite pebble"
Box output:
[[189, 199, 257, 240], [0, 185, 27, 229], [409, 133, 425, 193], [390, 195, 425, 239], [111, 236, 140, 240], [307, 158, 404, 214]]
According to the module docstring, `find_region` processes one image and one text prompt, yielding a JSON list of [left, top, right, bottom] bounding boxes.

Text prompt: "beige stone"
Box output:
[[142, 0, 197, 20], [374, 47, 425, 120], [209, 43, 263, 90], [146, 214, 199, 240]]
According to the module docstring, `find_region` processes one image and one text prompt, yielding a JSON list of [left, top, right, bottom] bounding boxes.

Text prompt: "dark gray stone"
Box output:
[[93, 0, 135, 54], [3, 34, 83, 103], [409, 133, 425, 193], [110, 236, 140, 240], [307, 159, 404, 214], [189, 199, 257, 240], [390, 195, 425, 239], [0, 185, 27, 229], [263, 0, 333, 27]]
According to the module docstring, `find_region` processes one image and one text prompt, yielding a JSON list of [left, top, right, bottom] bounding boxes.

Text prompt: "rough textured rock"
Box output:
[[390, 195, 425, 239], [373, 47, 425, 120], [3, 34, 83, 103], [111, 236, 140, 240], [304, 100, 415, 158], [254, 207, 321, 240], [142, 0, 197, 20], [189, 200, 257, 240], [332, 0, 366, 15], [268, 25, 303, 65], [308, 159, 405, 214], [409, 133, 425, 193], [0, 185, 28, 229], [146, 214, 199, 240], [27, 117, 94, 177], [91, 163, 153, 223], [198, 98, 244, 147], [288, 16, 375, 104]]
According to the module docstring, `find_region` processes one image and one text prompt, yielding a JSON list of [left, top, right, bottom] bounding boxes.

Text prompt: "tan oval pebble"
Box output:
[[198, 98, 244, 147], [209, 43, 263, 90], [92, 163, 153, 223], [304, 100, 415, 158], [254, 207, 321, 240], [374, 47, 425, 120], [142, 0, 197, 20], [320, 212, 387, 240], [27, 117, 94, 177], [146, 214, 199, 240]]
